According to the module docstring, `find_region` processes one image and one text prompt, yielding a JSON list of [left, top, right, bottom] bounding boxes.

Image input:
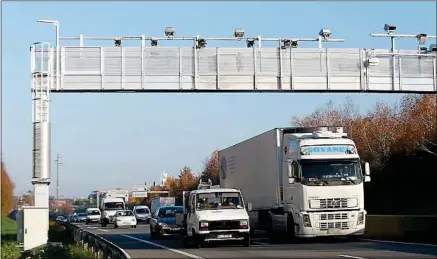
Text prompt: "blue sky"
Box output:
[[2, 1, 436, 198]]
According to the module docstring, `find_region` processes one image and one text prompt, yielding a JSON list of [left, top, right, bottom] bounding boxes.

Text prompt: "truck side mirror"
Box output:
[[364, 162, 371, 182], [247, 202, 252, 212]]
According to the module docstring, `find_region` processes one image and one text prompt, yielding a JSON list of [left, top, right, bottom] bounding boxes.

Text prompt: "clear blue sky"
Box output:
[[2, 1, 436, 198]]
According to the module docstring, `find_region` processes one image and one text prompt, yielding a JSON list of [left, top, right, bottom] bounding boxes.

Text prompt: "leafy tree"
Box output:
[[1, 162, 15, 215], [178, 166, 198, 191], [200, 150, 220, 185]]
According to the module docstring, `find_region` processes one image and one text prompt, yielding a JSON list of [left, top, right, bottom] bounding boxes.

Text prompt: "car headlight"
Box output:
[[239, 220, 248, 226], [158, 222, 167, 227]]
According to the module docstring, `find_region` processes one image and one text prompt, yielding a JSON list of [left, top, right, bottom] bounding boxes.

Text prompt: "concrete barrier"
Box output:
[[365, 215, 437, 244], [67, 223, 130, 259]]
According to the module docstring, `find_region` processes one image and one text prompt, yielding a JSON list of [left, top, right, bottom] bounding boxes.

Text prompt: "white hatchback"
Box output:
[[114, 210, 137, 228]]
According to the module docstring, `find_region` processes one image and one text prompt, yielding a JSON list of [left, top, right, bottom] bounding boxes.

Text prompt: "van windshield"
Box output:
[[196, 192, 243, 210], [135, 208, 149, 214]]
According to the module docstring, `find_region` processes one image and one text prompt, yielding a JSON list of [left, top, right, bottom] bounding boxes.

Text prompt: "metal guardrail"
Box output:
[[366, 215, 437, 244], [66, 223, 130, 259]]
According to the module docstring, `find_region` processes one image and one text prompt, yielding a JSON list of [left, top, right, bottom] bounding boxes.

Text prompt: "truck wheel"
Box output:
[[243, 234, 251, 247], [286, 214, 297, 243]]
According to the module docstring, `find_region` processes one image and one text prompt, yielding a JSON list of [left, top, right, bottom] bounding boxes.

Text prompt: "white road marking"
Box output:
[[121, 234, 204, 259], [363, 238, 437, 247], [338, 255, 368, 259], [97, 228, 108, 232]]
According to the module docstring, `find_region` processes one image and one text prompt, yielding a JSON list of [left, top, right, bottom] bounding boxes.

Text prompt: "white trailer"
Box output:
[[219, 126, 371, 240]]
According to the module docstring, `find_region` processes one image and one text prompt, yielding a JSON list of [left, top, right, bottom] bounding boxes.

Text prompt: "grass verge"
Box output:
[[1, 216, 96, 259]]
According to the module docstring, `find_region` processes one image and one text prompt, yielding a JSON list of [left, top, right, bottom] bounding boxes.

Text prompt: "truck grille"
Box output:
[[320, 198, 348, 208], [320, 213, 348, 221], [208, 220, 240, 231], [319, 221, 349, 230]]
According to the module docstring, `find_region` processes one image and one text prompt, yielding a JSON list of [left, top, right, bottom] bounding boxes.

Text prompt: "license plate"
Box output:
[[327, 228, 342, 234], [217, 234, 232, 239]]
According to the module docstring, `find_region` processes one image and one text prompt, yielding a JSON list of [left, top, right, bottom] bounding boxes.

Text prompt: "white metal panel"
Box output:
[[22, 207, 49, 251], [31, 46, 437, 93], [219, 129, 281, 210]]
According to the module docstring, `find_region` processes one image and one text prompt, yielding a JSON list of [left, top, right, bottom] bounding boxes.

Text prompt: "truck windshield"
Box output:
[[104, 202, 125, 210], [300, 159, 362, 185], [196, 192, 243, 210]]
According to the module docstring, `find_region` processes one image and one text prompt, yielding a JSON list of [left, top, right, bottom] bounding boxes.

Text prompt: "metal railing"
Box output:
[[67, 223, 130, 259]]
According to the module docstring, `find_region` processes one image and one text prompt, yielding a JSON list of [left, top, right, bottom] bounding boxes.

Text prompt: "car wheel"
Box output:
[[114, 224, 118, 229], [134, 225, 137, 228]]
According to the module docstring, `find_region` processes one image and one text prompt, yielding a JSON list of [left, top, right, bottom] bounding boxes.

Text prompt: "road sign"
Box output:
[[131, 191, 148, 198], [132, 185, 148, 192]]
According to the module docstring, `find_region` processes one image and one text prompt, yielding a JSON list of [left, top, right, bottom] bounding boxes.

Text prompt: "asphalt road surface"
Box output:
[[74, 223, 437, 259]]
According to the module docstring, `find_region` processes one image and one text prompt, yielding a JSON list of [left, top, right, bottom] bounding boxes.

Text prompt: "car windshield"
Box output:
[[116, 211, 133, 217], [135, 208, 149, 214], [104, 202, 125, 210], [158, 207, 183, 218], [300, 159, 362, 185], [196, 192, 243, 210], [88, 210, 100, 215]]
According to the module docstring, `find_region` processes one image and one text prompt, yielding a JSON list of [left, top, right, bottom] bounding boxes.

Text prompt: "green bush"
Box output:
[[22, 244, 95, 259], [1, 241, 21, 259]]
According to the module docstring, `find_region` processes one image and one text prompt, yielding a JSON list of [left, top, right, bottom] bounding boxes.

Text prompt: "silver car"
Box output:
[[133, 205, 151, 223]]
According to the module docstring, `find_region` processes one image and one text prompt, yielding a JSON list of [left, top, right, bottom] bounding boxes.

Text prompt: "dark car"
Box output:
[[150, 206, 184, 239]]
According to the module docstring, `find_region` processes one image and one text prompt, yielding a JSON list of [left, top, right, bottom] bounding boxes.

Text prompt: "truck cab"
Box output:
[[176, 179, 251, 248], [282, 127, 371, 239]]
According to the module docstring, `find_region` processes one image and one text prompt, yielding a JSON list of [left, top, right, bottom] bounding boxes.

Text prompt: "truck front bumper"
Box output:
[[295, 210, 366, 238]]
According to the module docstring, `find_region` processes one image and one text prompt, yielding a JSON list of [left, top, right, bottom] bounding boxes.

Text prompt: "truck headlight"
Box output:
[[302, 214, 311, 227], [357, 212, 364, 225]]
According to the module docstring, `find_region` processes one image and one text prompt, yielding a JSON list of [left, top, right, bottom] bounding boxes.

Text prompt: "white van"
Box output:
[[85, 208, 101, 224]]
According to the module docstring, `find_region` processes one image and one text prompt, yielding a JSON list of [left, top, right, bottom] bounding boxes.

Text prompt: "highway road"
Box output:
[[73, 223, 436, 259]]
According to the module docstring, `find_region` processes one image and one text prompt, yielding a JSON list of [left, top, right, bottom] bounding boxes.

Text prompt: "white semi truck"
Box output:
[[219, 126, 371, 240]]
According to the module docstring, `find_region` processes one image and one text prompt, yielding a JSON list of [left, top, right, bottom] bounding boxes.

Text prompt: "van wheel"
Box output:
[[193, 232, 203, 248], [243, 234, 250, 247]]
